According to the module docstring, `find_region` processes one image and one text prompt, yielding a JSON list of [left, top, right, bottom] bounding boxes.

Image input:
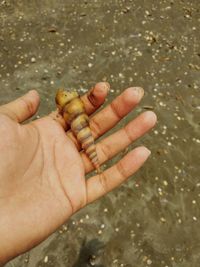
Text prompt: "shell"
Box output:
[[55, 89, 101, 173]]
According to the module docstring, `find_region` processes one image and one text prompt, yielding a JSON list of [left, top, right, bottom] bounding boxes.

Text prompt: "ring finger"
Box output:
[[82, 110, 157, 173]]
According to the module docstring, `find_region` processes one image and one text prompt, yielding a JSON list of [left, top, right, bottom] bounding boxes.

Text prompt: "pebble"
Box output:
[[178, 219, 182, 224], [160, 217, 166, 223], [163, 180, 168, 186], [98, 230, 102, 235], [31, 57, 36, 63], [193, 216, 197, 221], [100, 224, 105, 229], [44, 256, 48, 263], [147, 259, 152, 265]]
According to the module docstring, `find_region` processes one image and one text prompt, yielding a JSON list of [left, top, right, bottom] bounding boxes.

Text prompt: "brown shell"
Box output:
[[55, 89, 101, 173]]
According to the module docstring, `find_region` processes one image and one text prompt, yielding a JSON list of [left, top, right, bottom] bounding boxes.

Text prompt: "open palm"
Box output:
[[0, 82, 156, 264]]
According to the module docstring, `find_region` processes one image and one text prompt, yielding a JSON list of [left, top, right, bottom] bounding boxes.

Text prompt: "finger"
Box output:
[[0, 90, 40, 123], [66, 86, 145, 149], [49, 82, 110, 129], [82, 82, 110, 114], [82, 111, 157, 173], [89, 86, 144, 139], [86, 146, 151, 204]]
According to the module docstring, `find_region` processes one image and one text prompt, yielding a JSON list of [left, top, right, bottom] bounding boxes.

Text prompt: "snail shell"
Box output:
[[55, 89, 101, 173]]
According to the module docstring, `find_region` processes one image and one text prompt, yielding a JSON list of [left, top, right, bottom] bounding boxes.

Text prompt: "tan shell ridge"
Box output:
[[56, 90, 101, 173], [72, 113, 101, 174]]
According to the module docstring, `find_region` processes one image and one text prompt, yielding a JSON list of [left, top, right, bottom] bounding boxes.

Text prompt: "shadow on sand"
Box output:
[[72, 239, 105, 267]]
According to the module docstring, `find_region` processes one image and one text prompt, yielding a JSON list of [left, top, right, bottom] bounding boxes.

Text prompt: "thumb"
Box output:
[[0, 90, 40, 123]]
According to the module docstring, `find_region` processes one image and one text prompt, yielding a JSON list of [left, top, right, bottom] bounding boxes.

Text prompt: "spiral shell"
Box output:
[[55, 89, 101, 173]]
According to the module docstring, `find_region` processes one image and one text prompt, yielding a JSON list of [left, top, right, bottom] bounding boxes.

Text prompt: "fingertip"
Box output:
[[87, 82, 109, 110], [143, 111, 157, 126], [28, 89, 40, 103], [22, 90, 40, 116], [135, 146, 151, 159], [128, 86, 144, 97], [127, 146, 151, 164], [119, 146, 151, 178], [123, 87, 144, 106], [93, 82, 110, 97]]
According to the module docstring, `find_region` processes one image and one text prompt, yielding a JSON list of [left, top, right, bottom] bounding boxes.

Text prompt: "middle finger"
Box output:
[[67, 86, 144, 149]]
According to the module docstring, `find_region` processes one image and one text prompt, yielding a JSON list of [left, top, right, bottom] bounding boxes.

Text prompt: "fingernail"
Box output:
[[28, 89, 37, 96], [132, 87, 144, 96], [146, 148, 151, 157], [104, 82, 110, 91], [94, 82, 110, 94]]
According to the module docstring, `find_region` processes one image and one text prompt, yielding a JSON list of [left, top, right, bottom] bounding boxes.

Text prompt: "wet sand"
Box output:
[[0, 1, 200, 266]]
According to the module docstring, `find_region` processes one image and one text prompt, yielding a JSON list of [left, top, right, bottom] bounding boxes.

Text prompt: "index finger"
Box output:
[[49, 82, 110, 129], [66, 86, 145, 150]]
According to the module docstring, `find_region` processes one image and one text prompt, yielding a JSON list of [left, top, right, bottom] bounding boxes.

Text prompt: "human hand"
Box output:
[[0, 82, 156, 264]]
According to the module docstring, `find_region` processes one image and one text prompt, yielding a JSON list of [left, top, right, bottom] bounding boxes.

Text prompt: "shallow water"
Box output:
[[0, 0, 200, 266]]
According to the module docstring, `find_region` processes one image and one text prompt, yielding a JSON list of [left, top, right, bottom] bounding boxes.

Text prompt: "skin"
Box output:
[[0, 82, 157, 265]]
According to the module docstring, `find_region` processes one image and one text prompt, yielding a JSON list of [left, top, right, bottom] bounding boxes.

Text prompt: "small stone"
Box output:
[[100, 224, 105, 229], [31, 57, 36, 63], [89, 255, 96, 266], [63, 225, 68, 231], [147, 259, 152, 265], [119, 73, 124, 78], [160, 217, 166, 223], [44, 256, 48, 263], [163, 180, 168, 186]]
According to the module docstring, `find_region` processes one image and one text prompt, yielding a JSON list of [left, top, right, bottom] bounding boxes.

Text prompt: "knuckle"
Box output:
[[110, 101, 122, 120], [0, 106, 19, 121], [100, 142, 110, 162], [90, 116, 102, 138], [79, 196, 87, 210], [87, 88, 99, 108], [124, 127, 133, 143], [116, 161, 127, 179], [21, 97, 35, 115], [99, 173, 108, 195]]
